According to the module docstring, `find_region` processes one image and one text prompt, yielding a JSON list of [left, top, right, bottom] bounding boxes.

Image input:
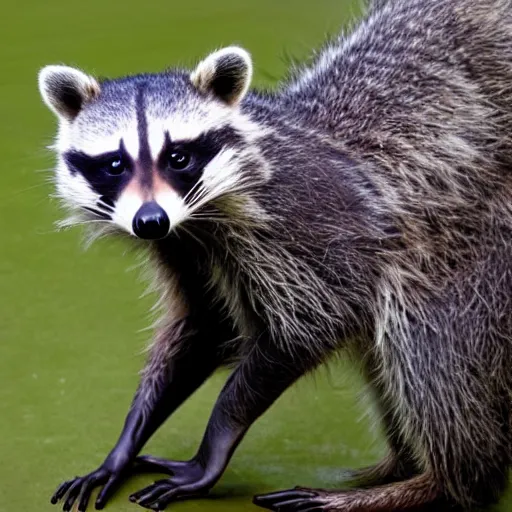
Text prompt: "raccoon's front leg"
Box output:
[[50, 317, 230, 512], [129, 338, 325, 511]]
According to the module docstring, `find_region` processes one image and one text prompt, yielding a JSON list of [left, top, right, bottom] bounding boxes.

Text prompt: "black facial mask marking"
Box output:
[[157, 127, 243, 198], [64, 140, 133, 201]]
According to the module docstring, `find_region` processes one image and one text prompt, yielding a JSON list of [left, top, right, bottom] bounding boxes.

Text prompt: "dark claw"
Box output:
[[51, 479, 75, 504], [255, 499, 325, 511], [78, 478, 98, 512], [95, 474, 121, 509], [136, 479, 179, 508], [130, 481, 164, 503], [253, 489, 324, 511], [62, 478, 83, 511], [51, 467, 114, 511], [254, 490, 318, 504], [138, 484, 172, 508], [131, 477, 211, 510], [151, 488, 182, 509]]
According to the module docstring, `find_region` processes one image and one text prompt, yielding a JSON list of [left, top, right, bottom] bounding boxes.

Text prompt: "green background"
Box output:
[[0, 1, 510, 511]]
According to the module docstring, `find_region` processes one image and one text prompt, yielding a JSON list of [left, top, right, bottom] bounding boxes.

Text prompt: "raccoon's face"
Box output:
[[38, 47, 269, 240]]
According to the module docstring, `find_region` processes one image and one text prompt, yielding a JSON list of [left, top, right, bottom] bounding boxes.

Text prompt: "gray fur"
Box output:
[[39, 0, 512, 509]]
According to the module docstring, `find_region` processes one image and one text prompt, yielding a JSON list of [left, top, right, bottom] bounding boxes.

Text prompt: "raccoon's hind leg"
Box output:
[[254, 473, 448, 512], [254, 328, 511, 511], [347, 380, 418, 488], [254, 405, 437, 512]]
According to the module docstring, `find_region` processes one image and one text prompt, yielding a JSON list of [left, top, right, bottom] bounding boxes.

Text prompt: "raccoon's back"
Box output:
[[282, 0, 512, 274], [283, 0, 512, 155]]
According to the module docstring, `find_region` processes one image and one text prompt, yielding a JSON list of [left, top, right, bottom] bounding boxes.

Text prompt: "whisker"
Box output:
[[33, 167, 57, 175], [83, 206, 112, 220], [58, 218, 112, 228], [186, 176, 258, 217], [97, 202, 115, 213], [0, 182, 51, 201], [97, 196, 116, 212], [82, 224, 118, 250], [186, 183, 209, 212], [182, 177, 206, 204]]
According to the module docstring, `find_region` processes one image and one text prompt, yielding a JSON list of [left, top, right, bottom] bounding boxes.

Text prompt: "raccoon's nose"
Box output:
[[132, 202, 170, 240]]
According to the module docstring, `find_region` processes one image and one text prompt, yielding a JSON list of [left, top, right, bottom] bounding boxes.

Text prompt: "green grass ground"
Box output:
[[0, 1, 510, 511]]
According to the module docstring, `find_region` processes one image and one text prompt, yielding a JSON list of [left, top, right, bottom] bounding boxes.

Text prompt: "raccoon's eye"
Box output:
[[168, 150, 192, 171], [105, 157, 126, 176]]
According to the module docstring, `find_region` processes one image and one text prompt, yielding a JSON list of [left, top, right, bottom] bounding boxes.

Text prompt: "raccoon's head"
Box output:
[[38, 47, 270, 241]]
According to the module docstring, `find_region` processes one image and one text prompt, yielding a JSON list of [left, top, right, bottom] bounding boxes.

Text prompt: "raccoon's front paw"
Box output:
[[129, 455, 213, 510], [51, 466, 125, 511]]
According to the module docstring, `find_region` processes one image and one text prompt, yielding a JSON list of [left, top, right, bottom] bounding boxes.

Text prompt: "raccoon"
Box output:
[[39, 0, 512, 510]]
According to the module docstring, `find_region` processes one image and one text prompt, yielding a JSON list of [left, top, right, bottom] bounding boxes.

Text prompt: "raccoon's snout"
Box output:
[[132, 202, 170, 240]]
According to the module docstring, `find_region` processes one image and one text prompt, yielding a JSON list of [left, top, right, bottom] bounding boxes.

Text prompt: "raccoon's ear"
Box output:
[[38, 65, 100, 121], [191, 46, 252, 106]]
